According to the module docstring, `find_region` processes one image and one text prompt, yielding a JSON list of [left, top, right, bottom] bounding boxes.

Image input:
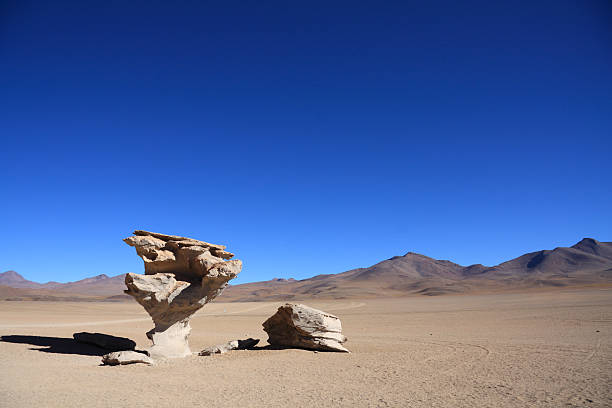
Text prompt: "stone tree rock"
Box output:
[[123, 230, 242, 358], [262, 303, 349, 352]]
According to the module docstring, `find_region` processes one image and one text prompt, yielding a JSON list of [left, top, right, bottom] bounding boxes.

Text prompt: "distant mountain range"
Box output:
[[221, 238, 612, 301], [0, 271, 127, 301], [1, 238, 611, 302]]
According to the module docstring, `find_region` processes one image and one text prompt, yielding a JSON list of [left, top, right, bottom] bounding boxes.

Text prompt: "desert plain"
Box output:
[[1, 288, 611, 408]]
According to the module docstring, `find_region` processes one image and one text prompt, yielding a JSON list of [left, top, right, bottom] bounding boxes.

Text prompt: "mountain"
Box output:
[[464, 238, 612, 285], [43, 274, 127, 296], [0, 270, 44, 288], [1, 238, 611, 302], [221, 238, 612, 301], [0, 271, 127, 301]]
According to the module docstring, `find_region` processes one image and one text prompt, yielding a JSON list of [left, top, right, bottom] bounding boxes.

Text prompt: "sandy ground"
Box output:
[[0, 289, 611, 408]]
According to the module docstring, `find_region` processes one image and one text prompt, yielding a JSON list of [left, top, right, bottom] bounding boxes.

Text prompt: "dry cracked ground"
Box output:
[[1, 288, 611, 407]]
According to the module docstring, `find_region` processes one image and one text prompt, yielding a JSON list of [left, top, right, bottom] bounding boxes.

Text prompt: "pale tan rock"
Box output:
[[101, 351, 154, 366], [124, 231, 236, 282], [198, 338, 259, 356], [133, 230, 226, 250], [204, 260, 242, 280], [211, 249, 235, 259], [193, 250, 223, 275], [263, 304, 349, 352], [123, 230, 242, 359]]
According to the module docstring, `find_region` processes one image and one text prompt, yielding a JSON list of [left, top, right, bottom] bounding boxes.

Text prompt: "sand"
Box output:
[[1, 288, 611, 407]]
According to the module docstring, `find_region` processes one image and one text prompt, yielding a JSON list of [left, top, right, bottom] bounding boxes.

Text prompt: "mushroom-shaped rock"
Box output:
[[262, 304, 349, 352], [123, 230, 242, 359]]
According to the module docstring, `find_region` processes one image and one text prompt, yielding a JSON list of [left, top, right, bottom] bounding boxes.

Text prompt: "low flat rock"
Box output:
[[263, 304, 349, 352], [73, 332, 136, 351], [199, 338, 259, 356], [102, 351, 154, 366]]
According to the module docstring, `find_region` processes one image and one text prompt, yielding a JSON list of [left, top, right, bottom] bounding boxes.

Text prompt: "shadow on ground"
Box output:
[[1, 335, 340, 357], [1, 335, 114, 356]]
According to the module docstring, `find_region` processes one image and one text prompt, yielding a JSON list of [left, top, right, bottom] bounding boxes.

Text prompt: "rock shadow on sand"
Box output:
[[0, 333, 138, 356]]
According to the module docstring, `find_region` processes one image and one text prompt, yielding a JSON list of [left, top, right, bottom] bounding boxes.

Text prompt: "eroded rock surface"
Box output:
[[199, 338, 260, 356], [263, 304, 349, 352], [102, 351, 154, 366], [73, 332, 136, 351], [123, 230, 242, 358]]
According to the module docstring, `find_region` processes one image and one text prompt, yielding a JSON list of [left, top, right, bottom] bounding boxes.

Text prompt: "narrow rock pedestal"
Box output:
[[123, 230, 242, 359]]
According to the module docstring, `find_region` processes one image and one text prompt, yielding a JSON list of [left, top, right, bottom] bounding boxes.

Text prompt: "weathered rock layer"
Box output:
[[263, 303, 349, 352], [124, 230, 242, 358]]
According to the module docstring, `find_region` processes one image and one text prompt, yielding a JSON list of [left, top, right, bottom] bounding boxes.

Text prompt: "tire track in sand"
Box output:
[[411, 339, 491, 375]]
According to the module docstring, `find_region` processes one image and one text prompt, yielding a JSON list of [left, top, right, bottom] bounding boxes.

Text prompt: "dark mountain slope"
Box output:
[[477, 239, 612, 281]]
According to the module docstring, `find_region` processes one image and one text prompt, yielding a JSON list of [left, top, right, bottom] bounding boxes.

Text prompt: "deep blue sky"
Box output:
[[1, 1, 611, 284]]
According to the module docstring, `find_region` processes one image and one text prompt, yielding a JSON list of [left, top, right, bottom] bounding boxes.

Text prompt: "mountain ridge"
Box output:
[[1, 238, 611, 301], [221, 238, 612, 301], [0, 271, 126, 287]]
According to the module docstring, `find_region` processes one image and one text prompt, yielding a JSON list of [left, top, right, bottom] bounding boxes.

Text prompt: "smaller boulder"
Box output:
[[102, 351, 154, 366], [73, 332, 136, 351], [199, 338, 259, 356], [262, 304, 349, 352]]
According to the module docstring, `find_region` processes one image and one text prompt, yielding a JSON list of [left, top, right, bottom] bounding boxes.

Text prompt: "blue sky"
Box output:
[[1, 1, 611, 284]]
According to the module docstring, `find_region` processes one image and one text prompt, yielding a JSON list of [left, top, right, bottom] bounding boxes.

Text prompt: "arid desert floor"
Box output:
[[1, 289, 611, 407]]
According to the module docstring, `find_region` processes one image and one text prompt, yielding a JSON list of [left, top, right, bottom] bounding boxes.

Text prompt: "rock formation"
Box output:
[[73, 332, 136, 351], [262, 304, 349, 352], [123, 230, 242, 358], [199, 338, 260, 356], [102, 351, 154, 366]]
